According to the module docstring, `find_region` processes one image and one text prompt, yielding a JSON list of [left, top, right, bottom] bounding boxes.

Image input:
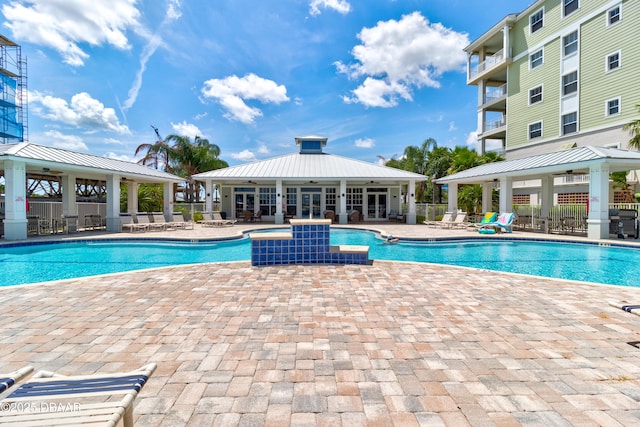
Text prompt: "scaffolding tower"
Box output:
[[0, 34, 27, 144]]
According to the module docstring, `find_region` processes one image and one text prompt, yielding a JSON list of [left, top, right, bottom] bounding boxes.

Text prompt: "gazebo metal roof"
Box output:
[[193, 152, 426, 183], [0, 142, 183, 183], [437, 146, 640, 184]]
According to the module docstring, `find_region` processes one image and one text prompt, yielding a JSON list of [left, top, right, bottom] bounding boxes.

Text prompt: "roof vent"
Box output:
[[295, 136, 328, 154]]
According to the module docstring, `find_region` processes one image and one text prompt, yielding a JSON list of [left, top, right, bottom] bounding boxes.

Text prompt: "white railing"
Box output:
[[484, 83, 507, 103], [484, 118, 506, 132], [470, 48, 505, 78]]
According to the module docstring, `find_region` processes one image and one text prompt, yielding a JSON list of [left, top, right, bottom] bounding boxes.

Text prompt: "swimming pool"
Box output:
[[1, 229, 639, 287]]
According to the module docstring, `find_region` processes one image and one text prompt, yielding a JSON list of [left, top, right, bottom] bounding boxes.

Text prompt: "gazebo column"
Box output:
[[406, 179, 416, 224], [3, 160, 27, 240], [481, 182, 493, 213], [105, 174, 121, 232], [587, 164, 610, 240], [163, 182, 174, 221], [499, 176, 513, 213], [540, 176, 554, 233], [447, 182, 458, 212], [338, 180, 347, 224], [126, 181, 138, 214], [61, 174, 78, 216], [275, 180, 284, 224], [205, 180, 213, 213]]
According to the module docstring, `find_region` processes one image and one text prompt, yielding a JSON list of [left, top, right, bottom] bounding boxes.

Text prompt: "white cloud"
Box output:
[[201, 73, 289, 124], [30, 91, 131, 134], [170, 121, 202, 139], [354, 137, 374, 148], [45, 130, 88, 151], [336, 12, 469, 107], [104, 151, 136, 162], [449, 121, 457, 131], [466, 130, 478, 146], [1, 0, 141, 66], [123, 0, 182, 110], [257, 143, 270, 155], [231, 149, 257, 162], [309, 0, 351, 16]]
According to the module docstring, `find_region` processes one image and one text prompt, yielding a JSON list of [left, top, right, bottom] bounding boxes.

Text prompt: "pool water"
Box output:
[[1, 229, 639, 287]]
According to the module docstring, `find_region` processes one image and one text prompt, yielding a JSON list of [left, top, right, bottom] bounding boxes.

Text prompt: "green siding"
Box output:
[[502, 0, 639, 150], [579, 0, 640, 130]]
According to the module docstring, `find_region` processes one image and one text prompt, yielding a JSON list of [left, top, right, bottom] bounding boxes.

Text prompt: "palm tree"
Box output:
[[623, 104, 640, 150], [166, 134, 228, 203], [134, 133, 172, 172], [401, 138, 437, 202]]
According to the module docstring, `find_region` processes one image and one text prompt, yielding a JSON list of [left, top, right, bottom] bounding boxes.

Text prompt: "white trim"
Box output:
[[606, 50, 621, 73], [561, 69, 578, 96], [562, 30, 579, 58], [605, 97, 621, 117], [528, 121, 543, 140], [528, 84, 543, 105], [606, 3, 622, 27], [562, 0, 580, 19], [529, 6, 545, 34], [561, 111, 579, 136], [529, 47, 544, 70]]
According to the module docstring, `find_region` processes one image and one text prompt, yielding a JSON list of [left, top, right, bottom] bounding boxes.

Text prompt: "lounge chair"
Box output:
[[467, 212, 498, 231], [198, 212, 221, 227], [478, 212, 515, 234], [151, 212, 175, 231], [120, 214, 148, 232], [171, 212, 194, 230], [0, 365, 33, 395], [423, 211, 453, 228], [0, 363, 156, 427], [448, 211, 468, 229], [212, 211, 237, 226]]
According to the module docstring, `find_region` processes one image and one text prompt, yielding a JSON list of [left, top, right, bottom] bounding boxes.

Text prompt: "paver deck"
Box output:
[[2, 223, 640, 426]]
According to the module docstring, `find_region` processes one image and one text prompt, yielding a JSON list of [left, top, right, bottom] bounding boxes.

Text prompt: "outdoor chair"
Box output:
[[324, 210, 336, 223], [171, 212, 194, 230], [388, 210, 398, 220], [478, 212, 515, 234], [198, 212, 220, 227], [242, 210, 254, 222], [423, 211, 453, 228], [348, 210, 361, 223], [0, 363, 156, 427], [150, 212, 175, 231], [120, 214, 148, 232], [467, 212, 498, 231], [253, 210, 263, 222], [0, 365, 33, 395], [213, 211, 237, 226]]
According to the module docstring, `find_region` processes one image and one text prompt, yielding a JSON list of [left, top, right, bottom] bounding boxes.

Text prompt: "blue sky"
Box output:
[[1, 0, 534, 167]]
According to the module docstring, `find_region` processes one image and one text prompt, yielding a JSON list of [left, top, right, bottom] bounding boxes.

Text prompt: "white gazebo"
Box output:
[[193, 136, 427, 224], [1, 142, 183, 240], [436, 145, 640, 240]]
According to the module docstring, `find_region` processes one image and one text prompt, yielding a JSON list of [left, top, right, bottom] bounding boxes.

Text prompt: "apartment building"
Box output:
[[465, 0, 639, 206]]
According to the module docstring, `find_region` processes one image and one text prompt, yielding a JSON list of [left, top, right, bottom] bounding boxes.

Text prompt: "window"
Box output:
[[286, 187, 297, 216], [530, 9, 544, 33], [563, 31, 578, 56], [325, 188, 336, 213], [530, 49, 543, 69], [564, 0, 579, 17], [346, 188, 363, 213], [562, 71, 578, 96], [608, 5, 621, 25], [259, 187, 276, 215], [606, 98, 620, 116], [562, 112, 578, 135], [529, 122, 542, 139], [529, 86, 543, 104], [607, 51, 620, 71]]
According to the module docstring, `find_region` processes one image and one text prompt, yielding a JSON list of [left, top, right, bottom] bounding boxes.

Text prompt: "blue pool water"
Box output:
[[1, 229, 639, 287]]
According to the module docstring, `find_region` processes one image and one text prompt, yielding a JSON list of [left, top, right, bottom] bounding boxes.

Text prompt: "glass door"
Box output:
[[367, 192, 388, 220], [301, 193, 322, 218], [235, 193, 255, 216]]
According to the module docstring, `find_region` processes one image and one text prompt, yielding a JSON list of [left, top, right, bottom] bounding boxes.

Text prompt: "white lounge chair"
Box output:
[[0, 363, 156, 427], [149, 212, 174, 231], [171, 212, 194, 230], [120, 214, 148, 232], [212, 212, 236, 226], [423, 211, 453, 228]]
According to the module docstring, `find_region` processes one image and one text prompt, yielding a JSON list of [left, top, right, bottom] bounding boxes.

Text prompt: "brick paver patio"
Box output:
[[2, 223, 640, 425]]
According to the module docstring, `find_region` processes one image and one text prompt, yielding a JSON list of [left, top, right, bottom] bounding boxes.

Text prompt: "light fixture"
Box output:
[[277, 193, 281, 197]]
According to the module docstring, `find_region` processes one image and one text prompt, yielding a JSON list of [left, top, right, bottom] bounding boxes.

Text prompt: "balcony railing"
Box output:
[[484, 83, 507, 104], [484, 118, 506, 132], [470, 48, 505, 78]]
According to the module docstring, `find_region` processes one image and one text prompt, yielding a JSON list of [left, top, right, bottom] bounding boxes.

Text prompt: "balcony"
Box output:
[[480, 117, 506, 139], [468, 48, 510, 85]]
